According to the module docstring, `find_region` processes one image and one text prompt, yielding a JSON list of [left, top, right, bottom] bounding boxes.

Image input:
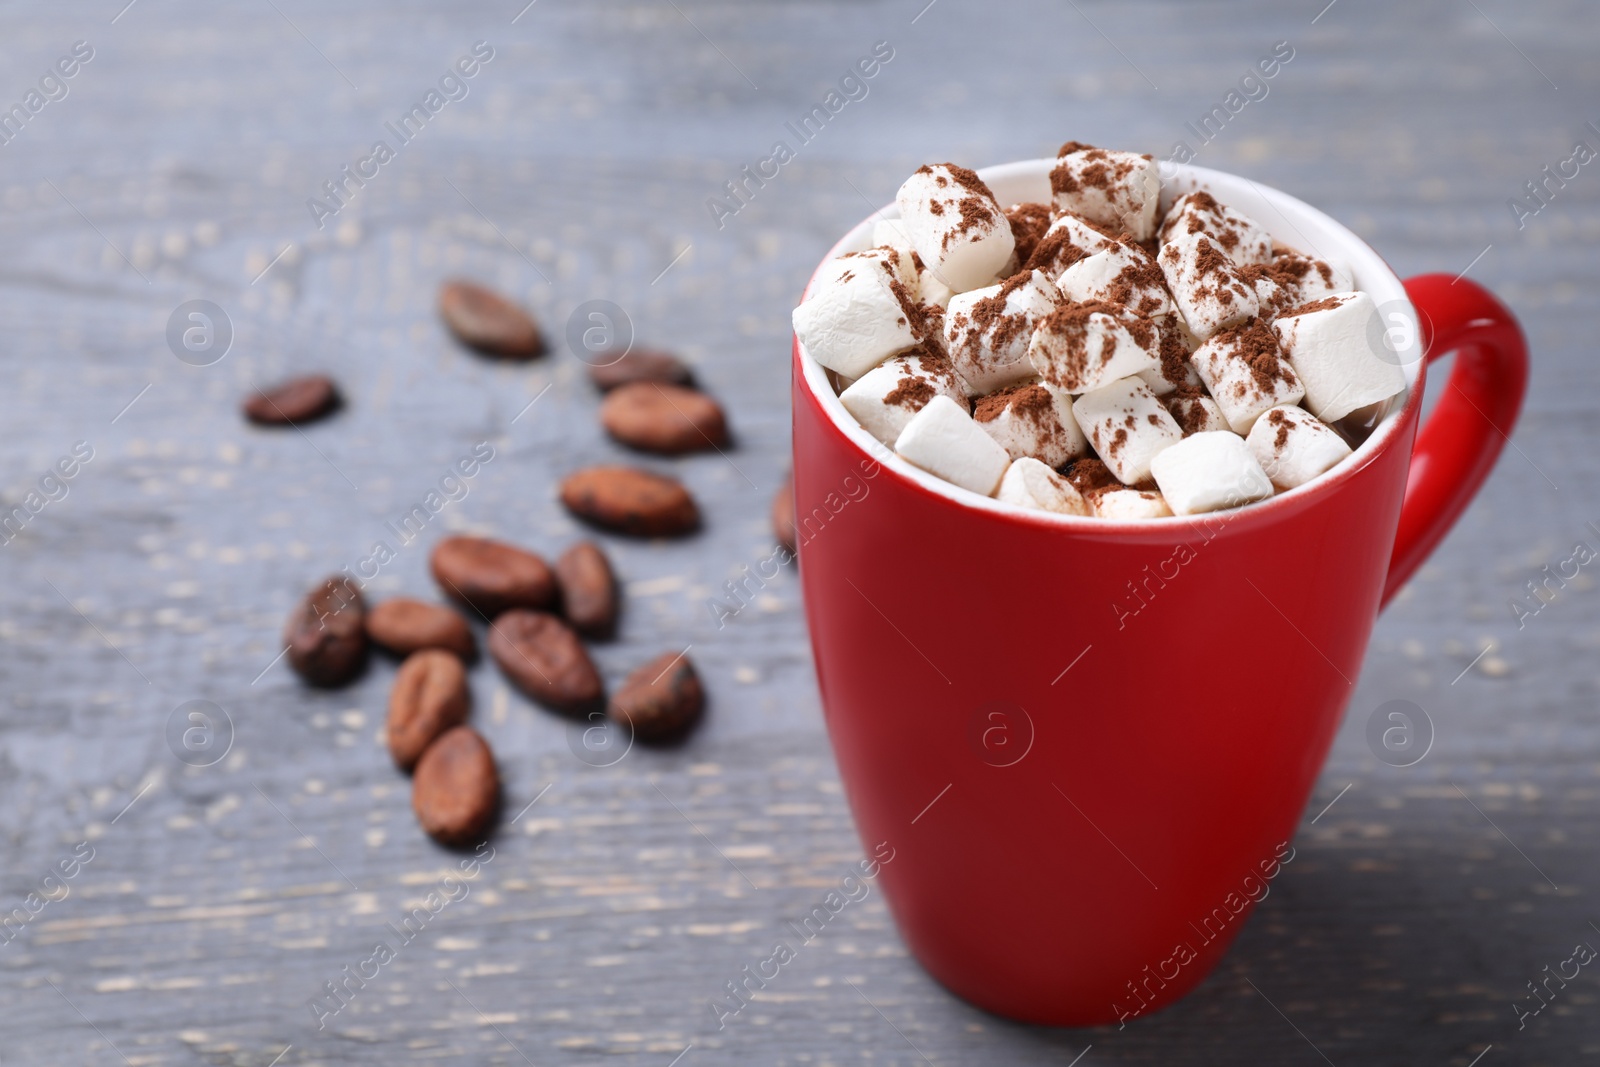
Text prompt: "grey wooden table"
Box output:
[[0, 1, 1595, 1063]]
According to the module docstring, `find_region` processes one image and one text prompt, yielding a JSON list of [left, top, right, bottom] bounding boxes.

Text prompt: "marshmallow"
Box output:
[[1023, 212, 1116, 279], [1054, 239, 1173, 319], [894, 394, 1011, 497], [973, 381, 1088, 466], [944, 270, 1061, 394], [896, 164, 1016, 293], [997, 457, 1090, 516], [866, 227, 956, 310], [1158, 231, 1259, 340], [817, 245, 915, 290], [795, 251, 932, 378], [1061, 456, 1119, 495], [1165, 388, 1231, 436], [915, 253, 956, 308], [916, 299, 947, 350], [1158, 191, 1272, 266], [1271, 291, 1405, 423], [1149, 431, 1274, 515], [1156, 310, 1202, 354], [1135, 366, 1177, 396], [1246, 404, 1354, 490], [1136, 325, 1202, 397], [1244, 270, 1294, 322], [841, 349, 968, 445], [1190, 322, 1306, 434], [833, 237, 955, 314], [1070, 376, 1183, 485], [1005, 201, 1054, 268], [1271, 248, 1353, 300], [1049, 143, 1161, 240], [1243, 250, 1353, 320], [1028, 301, 1161, 395], [1090, 487, 1173, 520]]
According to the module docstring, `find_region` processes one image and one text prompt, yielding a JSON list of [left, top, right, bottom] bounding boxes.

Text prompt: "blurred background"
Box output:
[[0, 1, 1593, 1064]]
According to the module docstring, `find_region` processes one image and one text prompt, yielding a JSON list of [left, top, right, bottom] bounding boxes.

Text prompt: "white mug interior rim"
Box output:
[[794, 159, 1426, 531]]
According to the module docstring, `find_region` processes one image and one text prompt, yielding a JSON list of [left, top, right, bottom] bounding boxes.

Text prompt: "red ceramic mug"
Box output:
[[790, 159, 1528, 1027]]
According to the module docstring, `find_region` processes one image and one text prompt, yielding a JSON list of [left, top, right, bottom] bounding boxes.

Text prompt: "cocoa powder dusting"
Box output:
[[887, 278, 932, 340], [1005, 202, 1052, 265], [1089, 329, 1114, 369], [1077, 214, 1122, 241], [1265, 255, 1312, 285], [1158, 328, 1191, 385], [1101, 241, 1168, 318], [1079, 160, 1112, 192], [1238, 264, 1293, 317], [1024, 212, 1121, 275], [883, 375, 936, 411], [911, 345, 954, 378], [1193, 237, 1232, 280], [1042, 299, 1126, 330], [1050, 160, 1080, 197], [973, 383, 1053, 425], [1278, 295, 1347, 318], [1188, 235, 1252, 308], [1120, 309, 1156, 351], [1024, 228, 1090, 275], [1010, 383, 1054, 420], [944, 193, 1001, 251], [1163, 192, 1243, 253], [1168, 395, 1206, 435], [1216, 321, 1296, 393], [1267, 407, 1293, 449], [1063, 457, 1117, 492], [943, 163, 999, 201], [1195, 195, 1242, 251], [971, 390, 1008, 424], [963, 272, 1039, 357], [1041, 300, 1156, 382]]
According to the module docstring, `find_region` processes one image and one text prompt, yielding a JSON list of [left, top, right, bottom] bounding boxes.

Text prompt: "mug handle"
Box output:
[[1381, 273, 1530, 607]]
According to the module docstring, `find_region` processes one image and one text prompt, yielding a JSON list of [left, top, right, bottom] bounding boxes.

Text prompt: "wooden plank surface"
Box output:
[[0, 1, 1596, 1063]]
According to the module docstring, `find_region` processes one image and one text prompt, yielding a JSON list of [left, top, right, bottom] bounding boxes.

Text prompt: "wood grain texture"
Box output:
[[0, 1, 1596, 1063]]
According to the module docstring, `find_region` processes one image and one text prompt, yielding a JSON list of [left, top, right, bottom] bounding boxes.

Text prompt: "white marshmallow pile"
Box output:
[[793, 142, 1406, 520]]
